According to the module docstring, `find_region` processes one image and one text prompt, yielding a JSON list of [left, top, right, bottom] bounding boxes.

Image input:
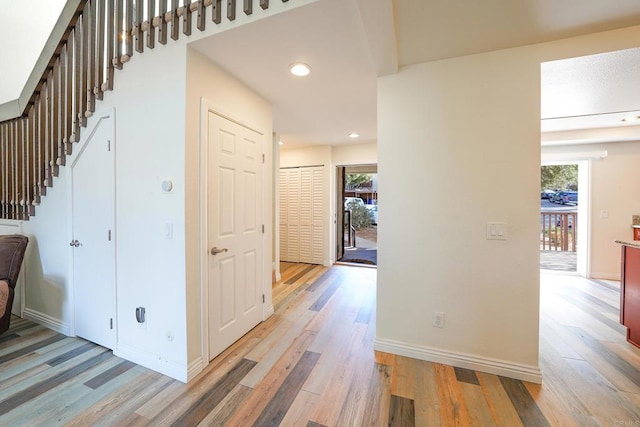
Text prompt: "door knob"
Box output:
[[69, 240, 80, 247], [210, 247, 228, 255]]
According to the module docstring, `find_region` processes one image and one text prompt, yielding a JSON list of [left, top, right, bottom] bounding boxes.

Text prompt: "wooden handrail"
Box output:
[[0, 0, 285, 220]]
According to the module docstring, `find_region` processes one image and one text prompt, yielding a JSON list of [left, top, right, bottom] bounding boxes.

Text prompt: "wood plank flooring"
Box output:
[[0, 264, 639, 425]]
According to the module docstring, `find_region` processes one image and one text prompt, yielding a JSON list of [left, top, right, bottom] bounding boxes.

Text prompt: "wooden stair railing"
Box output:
[[0, 0, 284, 221]]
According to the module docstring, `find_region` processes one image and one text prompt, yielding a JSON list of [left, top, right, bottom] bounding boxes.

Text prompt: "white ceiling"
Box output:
[[191, 0, 379, 147], [6, 0, 640, 147], [191, 0, 640, 147]]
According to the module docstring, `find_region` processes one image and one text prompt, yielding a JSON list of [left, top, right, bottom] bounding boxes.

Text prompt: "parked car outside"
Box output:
[[554, 191, 578, 205], [541, 189, 555, 199], [344, 197, 365, 209]]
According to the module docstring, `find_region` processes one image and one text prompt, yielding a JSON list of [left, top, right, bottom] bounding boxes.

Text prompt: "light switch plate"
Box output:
[[486, 222, 508, 240]]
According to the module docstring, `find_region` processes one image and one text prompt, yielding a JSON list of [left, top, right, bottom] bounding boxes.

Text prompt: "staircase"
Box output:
[[0, 0, 283, 221]]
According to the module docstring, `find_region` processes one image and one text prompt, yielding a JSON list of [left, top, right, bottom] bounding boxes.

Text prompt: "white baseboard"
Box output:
[[23, 308, 70, 336], [115, 343, 188, 383], [374, 337, 542, 384], [187, 357, 205, 382], [589, 272, 620, 281]]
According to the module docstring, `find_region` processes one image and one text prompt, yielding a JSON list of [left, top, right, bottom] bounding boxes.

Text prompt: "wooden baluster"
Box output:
[[19, 119, 27, 220], [197, 0, 206, 31], [244, 0, 252, 15], [29, 107, 39, 206], [1, 123, 6, 218], [260, 0, 269, 9], [11, 121, 15, 219], [73, 19, 83, 139], [183, 0, 192, 35], [212, 0, 221, 24], [14, 121, 20, 219], [115, 0, 124, 69], [76, 10, 89, 129], [147, 0, 156, 48], [1, 124, 6, 217], [5, 123, 9, 218], [59, 45, 68, 165], [25, 111, 34, 217], [80, 2, 89, 126], [159, 0, 168, 44], [44, 77, 52, 188], [124, 0, 133, 61], [96, 0, 106, 100], [12, 121, 18, 218], [38, 91, 46, 197], [135, 0, 144, 52], [7, 123, 13, 219], [105, 0, 116, 89], [227, 0, 236, 21], [52, 59, 61, 177], [171, 0, 179, 40], [65, 36, 75, 149], [86, 0, 96, 117]]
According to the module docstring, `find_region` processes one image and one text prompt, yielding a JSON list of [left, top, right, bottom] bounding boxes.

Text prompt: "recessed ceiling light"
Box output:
[[278, 141, 284, 146], [348, 132, 360, 138], [290, 63, 311, 77]]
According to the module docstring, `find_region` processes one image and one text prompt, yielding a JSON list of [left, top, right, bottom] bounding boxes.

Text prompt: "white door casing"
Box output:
[[206, 110, 264, 360], [70, 113, 116, 350]]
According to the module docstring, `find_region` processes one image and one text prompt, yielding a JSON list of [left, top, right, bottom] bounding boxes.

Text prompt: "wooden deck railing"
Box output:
[[0, 0, 283, 220], [540, 211, 577, 252]]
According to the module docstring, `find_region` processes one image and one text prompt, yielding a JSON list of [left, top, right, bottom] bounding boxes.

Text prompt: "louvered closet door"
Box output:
[[311, 167, 324, 264], [279, 166, 324, 264], [279, 169, 289, 262], [299, 168, 313, 263], [286, 169, 300, 262]]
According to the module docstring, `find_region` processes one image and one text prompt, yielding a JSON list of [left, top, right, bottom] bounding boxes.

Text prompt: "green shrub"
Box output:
[[345, 203, 373, 230]]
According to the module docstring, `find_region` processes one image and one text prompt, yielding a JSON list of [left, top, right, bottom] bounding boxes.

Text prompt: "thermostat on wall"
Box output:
[[161, 179, 173, 193]]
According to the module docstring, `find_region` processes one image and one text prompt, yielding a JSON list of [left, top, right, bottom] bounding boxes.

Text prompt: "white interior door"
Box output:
[[208, 112, 263, 360], [71, 116, 115, 350]]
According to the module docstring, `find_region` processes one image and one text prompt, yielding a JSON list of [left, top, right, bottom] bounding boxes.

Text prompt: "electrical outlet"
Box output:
[[432, 312, 445, 328]]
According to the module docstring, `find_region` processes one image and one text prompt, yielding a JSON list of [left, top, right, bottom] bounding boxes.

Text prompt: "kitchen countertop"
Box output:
[[615, 240, 640, 248]]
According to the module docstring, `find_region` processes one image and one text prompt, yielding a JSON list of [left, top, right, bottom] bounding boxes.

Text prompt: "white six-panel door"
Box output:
[[207, 111, 264, 360]]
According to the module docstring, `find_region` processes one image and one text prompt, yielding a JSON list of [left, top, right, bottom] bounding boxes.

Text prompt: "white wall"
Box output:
[[184, 47, 274, 367], [376, 25, 640, 383], [20, 41, 190, 381], [332, 142, 377, 166], [543, 141, 640, 279]]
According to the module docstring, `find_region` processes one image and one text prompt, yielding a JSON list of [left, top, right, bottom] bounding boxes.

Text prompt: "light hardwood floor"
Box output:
[[0, 264, 639, 425]]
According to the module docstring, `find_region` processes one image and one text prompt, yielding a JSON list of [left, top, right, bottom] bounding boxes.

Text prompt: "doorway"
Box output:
[[540, 161, 589, 276], [336, 164, 377, 266]]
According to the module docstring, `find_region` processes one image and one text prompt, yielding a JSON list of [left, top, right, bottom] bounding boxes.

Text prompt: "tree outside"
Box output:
[[541, 165, 578, 191]]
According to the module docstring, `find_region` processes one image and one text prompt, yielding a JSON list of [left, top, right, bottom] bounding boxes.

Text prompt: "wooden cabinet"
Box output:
[[621, 244, 640, 348]]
